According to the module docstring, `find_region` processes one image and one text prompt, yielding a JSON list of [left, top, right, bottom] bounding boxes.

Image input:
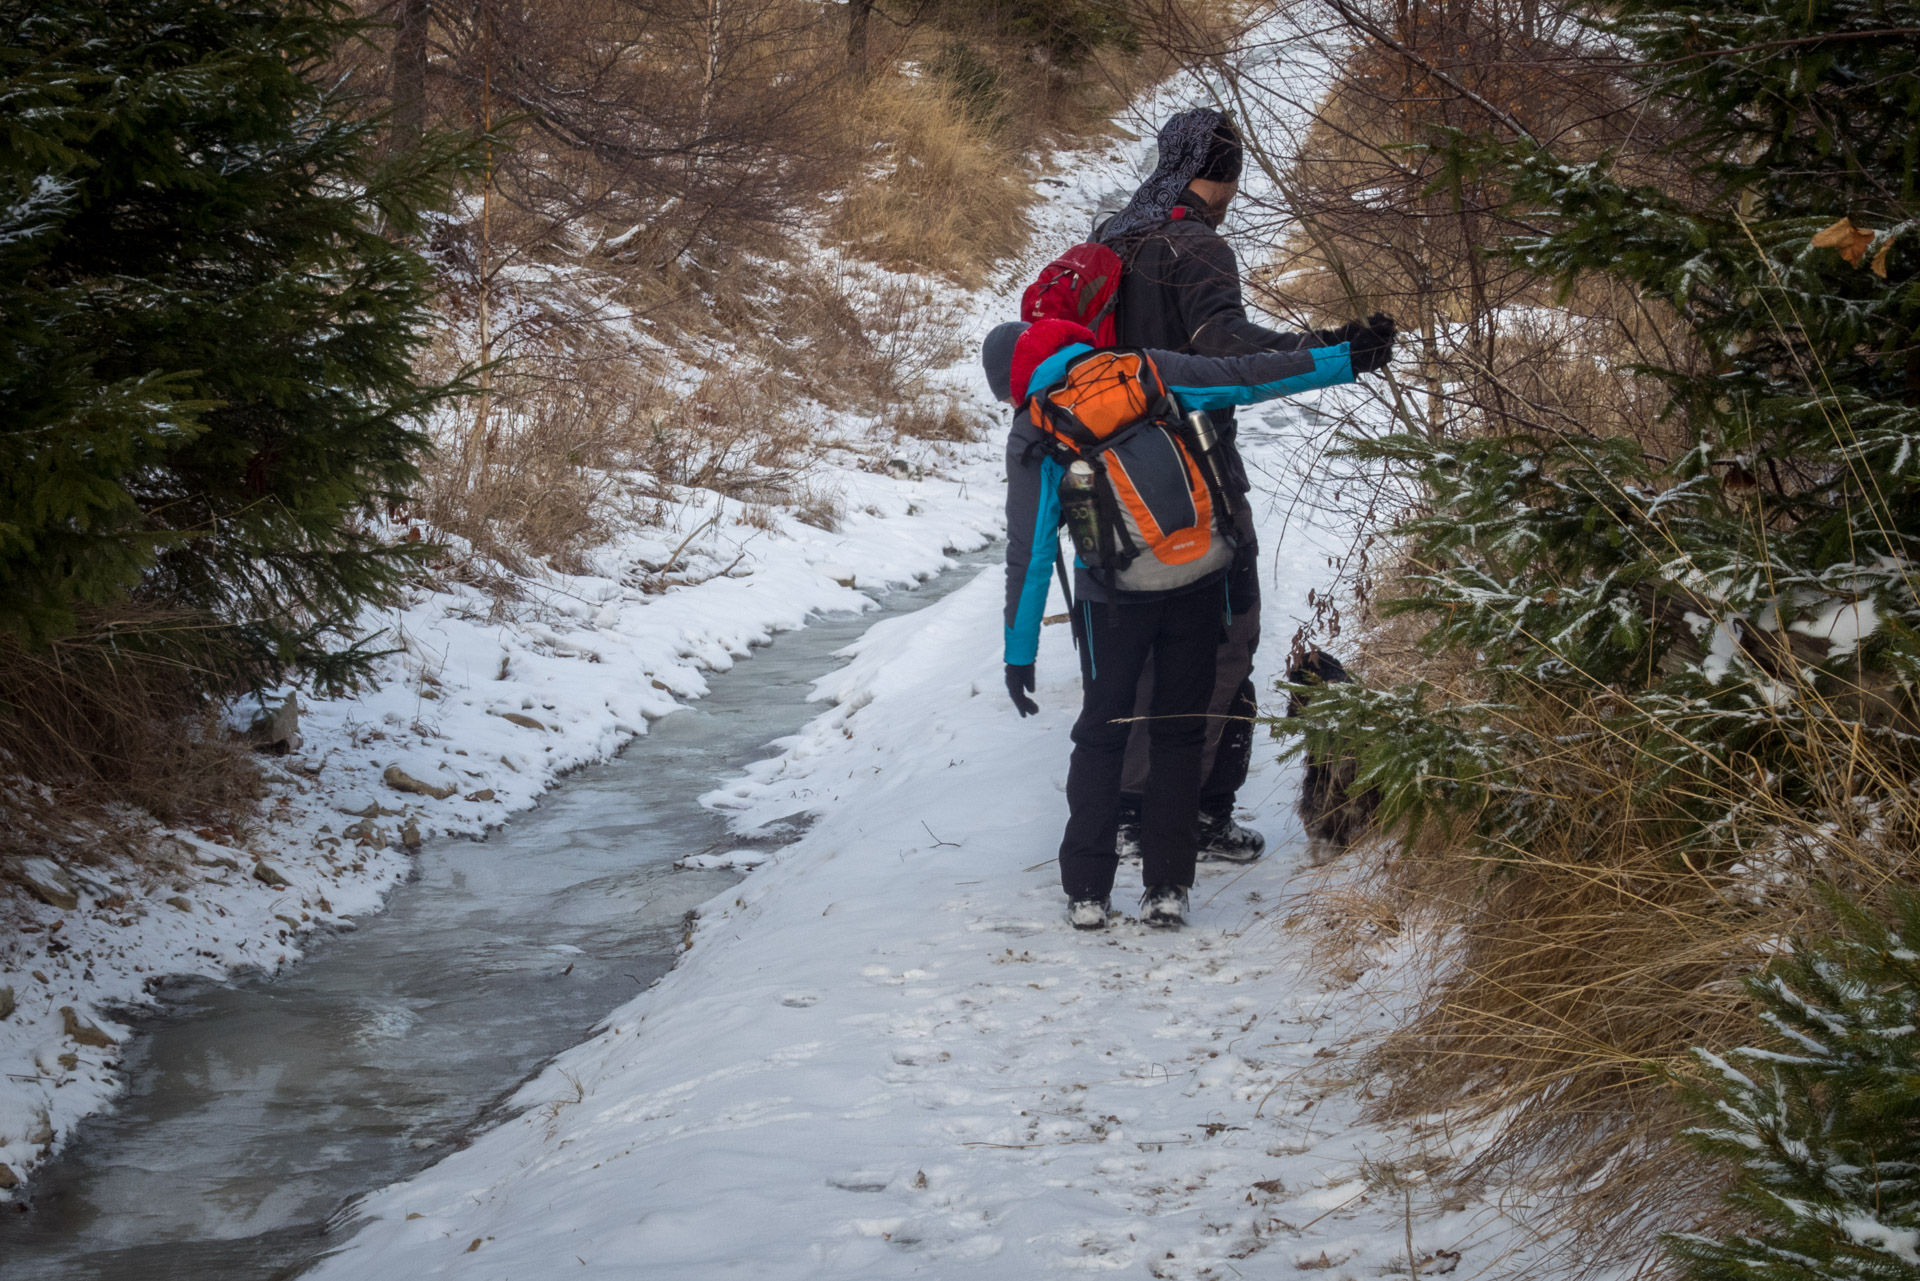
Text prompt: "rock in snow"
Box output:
[[10, 857, 79, 911], [382, 764, 457, 800]]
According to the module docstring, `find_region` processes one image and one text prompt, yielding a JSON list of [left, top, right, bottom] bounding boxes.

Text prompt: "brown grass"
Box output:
[[826, 78, 1036, 286], [0, 610, 261, 868], [1301, 653, 1920, 1275]]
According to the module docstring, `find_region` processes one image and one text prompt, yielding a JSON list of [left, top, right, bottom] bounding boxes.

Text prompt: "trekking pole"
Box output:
[[1054, 542, 1082, 652]]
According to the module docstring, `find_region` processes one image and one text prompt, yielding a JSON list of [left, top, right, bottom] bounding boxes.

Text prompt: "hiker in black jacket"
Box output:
[[1097, 107, 1394, 863]]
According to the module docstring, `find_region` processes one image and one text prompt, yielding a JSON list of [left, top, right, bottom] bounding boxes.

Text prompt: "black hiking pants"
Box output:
[[1122, 516, 1261, 818], [1059, 594, 1222, 902]]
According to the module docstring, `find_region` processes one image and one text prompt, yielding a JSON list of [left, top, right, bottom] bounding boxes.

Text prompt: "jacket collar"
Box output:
[[1173, 187, 1221, 228]]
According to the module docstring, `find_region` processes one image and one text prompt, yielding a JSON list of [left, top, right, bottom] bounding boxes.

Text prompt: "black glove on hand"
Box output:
[[1346, 312, 1397, 376], [1005, 663, 1039, 717]]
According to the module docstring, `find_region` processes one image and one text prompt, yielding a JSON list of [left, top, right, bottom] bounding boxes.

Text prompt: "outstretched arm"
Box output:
[[1149, 343, 1358, 411], [1176, 234, 1338, 357]]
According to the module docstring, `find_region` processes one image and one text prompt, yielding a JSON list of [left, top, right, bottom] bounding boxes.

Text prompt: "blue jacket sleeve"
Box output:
[[1003, 411, 1060, 667], [1151, 343, 1355, 410]]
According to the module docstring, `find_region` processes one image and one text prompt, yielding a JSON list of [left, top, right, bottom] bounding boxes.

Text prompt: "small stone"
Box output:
[[499, 712, 547, 731], [650, 678, 669, 690], [0, 1163, 15, 1190], [60, 1006, 114, 1048], [465, 788, 496, 803], [0, 986, 13, 1021], [383, 764, 456, 800], [400, 820, 422, 850], [10, 857, 78, 910], [57, 1052, 78, 1071], [253, 862, 291, 888], [166, 896, 192, 912], [26, 1113, 51, 1147]]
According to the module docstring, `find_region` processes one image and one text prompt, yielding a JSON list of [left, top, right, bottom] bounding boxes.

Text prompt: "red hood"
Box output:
[[1011, 319, 1096, 404]]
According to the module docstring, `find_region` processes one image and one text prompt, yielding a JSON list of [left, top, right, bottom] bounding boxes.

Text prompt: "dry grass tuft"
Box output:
[[827, 78, 1035, 286], [887, 399, 982, 442], [0, 610, 260, 868], [1301, 608, 1920, 1276]]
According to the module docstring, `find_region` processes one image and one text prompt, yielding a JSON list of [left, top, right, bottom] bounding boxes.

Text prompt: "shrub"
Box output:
[[0, 0, 467, 686]]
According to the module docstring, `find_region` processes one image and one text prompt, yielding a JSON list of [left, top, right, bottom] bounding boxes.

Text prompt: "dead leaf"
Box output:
[[1811, 216, 1874, 268], [1873, 238, 1892, 278]]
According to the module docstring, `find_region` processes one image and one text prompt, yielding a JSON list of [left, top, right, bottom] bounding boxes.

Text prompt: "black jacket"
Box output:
[[1104, 189, 1336, 454]]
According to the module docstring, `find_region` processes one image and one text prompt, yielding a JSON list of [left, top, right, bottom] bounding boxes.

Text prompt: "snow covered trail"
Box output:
[[300, 403, 1527, 1279]]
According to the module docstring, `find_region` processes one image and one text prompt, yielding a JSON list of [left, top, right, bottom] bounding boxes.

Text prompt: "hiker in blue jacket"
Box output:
[[982, 317, 1391, 930]]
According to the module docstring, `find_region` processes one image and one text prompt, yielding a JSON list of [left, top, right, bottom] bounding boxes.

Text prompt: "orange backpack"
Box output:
[[1029, 349, 1235, 594]]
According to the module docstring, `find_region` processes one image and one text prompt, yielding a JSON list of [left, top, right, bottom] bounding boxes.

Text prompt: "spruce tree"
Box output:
[[1666, 888, 1920, 1281], [0, 0, 466, 684], [1284, 0, 1920, 848]]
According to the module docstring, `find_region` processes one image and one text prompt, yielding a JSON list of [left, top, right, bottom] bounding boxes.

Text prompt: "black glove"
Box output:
[[1345, 312, 1397, 376], [1005, 663, 1039, 717]]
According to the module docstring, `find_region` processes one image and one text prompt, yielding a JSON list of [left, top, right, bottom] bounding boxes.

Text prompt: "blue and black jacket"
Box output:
[[1002, 340, 1355, 667]]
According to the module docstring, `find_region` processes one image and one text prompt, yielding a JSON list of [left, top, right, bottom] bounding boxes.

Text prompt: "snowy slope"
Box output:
[[0, 450, 1008, 1190]]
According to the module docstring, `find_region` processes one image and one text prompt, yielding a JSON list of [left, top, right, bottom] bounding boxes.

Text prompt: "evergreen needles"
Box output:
[[1283, 0, 1920, 860], [1667, 887, 1920, 1281], [0, 0, 468, 687]]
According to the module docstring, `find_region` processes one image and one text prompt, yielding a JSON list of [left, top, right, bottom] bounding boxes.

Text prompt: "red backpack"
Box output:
[[1021, 208, 1193, 341], [1021, 242, 1125, 344]]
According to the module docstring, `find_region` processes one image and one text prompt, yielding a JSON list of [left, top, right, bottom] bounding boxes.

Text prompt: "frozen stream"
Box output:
[[0, 548, 995, 1281]]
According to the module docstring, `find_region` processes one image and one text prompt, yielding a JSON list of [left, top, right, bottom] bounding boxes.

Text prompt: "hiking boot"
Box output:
[[1067, 897, 1111, 931], [1139, 884, 1188, 929], [1197, 807, 1265, 863]]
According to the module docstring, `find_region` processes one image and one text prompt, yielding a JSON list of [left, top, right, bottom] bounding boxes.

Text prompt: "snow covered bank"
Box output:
[[0, 457, 1002, 1192]]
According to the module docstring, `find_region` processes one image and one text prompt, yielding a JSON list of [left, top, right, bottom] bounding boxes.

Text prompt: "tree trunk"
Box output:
[[392, 0, 430, 140], [847, 0, 871, 77]]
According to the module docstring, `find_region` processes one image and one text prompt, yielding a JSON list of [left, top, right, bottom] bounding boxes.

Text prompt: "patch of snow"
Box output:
[[1789, 596, 1880, 657]]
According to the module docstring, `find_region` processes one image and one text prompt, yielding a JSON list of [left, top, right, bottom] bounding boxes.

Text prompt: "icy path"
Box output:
[[302, 409, 1511, 1279]]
